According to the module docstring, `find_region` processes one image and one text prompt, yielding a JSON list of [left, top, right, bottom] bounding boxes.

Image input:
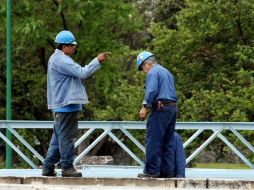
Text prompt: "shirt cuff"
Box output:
[[142, 100, 152, 108], [91, 57, 101, 69]]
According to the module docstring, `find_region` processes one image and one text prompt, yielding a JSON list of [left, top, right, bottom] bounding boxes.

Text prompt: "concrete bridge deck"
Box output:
[[0, 167, 253, 189], [0, 166, 254, 180]]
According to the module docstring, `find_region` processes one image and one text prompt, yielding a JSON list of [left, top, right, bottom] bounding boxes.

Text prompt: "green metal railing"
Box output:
[[0, 121, 253, 169]]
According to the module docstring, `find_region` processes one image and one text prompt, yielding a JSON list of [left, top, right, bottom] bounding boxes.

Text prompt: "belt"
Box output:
[[162, 102, 177, 106], [152, 101, 177, 111]]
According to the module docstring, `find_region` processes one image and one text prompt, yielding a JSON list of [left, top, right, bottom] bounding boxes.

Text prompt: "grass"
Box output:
[[194, 163, 250, 169]]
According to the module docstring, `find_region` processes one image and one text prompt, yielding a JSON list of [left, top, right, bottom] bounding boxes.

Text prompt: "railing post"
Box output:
[[6, 0, 13, 168]]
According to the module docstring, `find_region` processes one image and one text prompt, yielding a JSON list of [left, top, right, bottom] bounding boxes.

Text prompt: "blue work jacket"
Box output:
[[47, 49, 101, 110], [143, 64, 177, 106]]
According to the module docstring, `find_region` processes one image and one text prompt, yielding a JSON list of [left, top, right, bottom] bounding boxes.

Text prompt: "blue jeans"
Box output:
[[144, 106, 177, 176], [43, 112, 79, 170], [173, 132, 186, 177]]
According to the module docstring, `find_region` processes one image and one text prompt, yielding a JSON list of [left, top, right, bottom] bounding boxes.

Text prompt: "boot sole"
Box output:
[[62, 173, 82, 177], [42, 173, 56, 177]]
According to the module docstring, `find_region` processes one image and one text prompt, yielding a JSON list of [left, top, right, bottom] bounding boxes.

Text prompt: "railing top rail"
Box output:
[[0, 120, 254, 130]]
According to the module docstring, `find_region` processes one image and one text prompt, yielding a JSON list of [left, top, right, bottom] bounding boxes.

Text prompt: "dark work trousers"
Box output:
[[172, 132, 186, 177], [144, 105, 177, 176], [43, 111, 79, 170]]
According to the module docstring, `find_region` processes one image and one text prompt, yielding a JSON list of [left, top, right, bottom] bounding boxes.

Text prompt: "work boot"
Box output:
[[42, 168, 56, 177], [159, 174, 174, 178], [137, 172, 159, 178], [62, 167, 82, 177], [160, 171, 174, 178]]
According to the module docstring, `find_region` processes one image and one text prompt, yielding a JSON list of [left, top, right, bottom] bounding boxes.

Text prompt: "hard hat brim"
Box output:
[[70, 41, 77, 45], [138, 63, 143, 71], [55, 41, 77, 45]]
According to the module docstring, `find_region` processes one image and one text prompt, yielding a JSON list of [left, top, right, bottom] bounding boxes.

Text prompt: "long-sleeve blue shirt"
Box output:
[[143, 64, 177, 107], [47, 49, 101, 110]]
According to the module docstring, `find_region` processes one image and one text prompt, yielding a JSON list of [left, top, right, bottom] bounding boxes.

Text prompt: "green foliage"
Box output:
[[153, 0, 186, 29], [195, 163, 249, 169]]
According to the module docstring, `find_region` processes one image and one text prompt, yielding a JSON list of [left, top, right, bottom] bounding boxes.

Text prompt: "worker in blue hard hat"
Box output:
[[136, 50, 178, 178], [42, 30, 111, 177]]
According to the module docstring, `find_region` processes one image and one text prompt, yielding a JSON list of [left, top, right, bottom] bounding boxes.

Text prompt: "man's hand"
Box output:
[[97, 52, 111, 63], [157, 101, 163, 111], [139, 106, 148, 121]]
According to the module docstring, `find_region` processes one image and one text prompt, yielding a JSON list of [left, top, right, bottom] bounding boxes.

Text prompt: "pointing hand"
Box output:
[[97, 52, 111, 63]]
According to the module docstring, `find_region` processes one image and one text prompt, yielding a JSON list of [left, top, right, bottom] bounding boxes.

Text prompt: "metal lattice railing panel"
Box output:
[[0, 121, 253, 169]]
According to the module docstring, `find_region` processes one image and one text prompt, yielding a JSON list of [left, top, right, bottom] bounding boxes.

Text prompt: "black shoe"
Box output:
[[159, 174, 174, 178], [42, 168, 56, 177], [62, 167, 82, 177], [138, 172, 159, 178]]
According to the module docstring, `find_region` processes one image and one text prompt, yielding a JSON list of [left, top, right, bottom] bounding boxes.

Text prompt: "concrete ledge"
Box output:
[[0, 177, 23, 184], [208, 179, 254, 189], [0, 184, 195, 190], [23, 177, 175, 188], [0, 177, 253, 189], [176, 178, 207, 189]]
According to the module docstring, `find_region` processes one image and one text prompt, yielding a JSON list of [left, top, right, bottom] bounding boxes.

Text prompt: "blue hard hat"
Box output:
[[136, 51, 154, 71], [55, 30, 77, 45]]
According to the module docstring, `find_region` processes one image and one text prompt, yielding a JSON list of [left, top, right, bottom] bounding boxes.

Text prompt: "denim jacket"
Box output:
[[47, 49, 101, 110]]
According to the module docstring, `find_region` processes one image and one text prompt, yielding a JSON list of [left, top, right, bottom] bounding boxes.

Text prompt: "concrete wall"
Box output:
[[0, 177, 253, 189]]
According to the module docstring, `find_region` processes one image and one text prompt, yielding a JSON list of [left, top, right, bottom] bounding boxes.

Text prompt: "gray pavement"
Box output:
[[0, 184, 236, 190], [0, 167, 254, 180], [0, 167, 254, 189]]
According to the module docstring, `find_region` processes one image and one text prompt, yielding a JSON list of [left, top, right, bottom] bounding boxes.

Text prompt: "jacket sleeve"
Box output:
[[175, 132, 186, 178], [55, 57, 101, 79]]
